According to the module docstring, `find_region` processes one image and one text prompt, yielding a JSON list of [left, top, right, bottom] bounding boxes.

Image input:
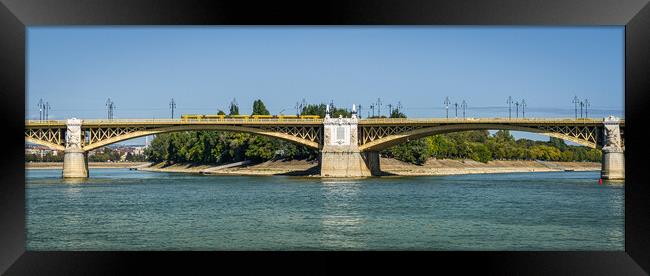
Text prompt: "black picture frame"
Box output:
[[2, 0, 649, 274]]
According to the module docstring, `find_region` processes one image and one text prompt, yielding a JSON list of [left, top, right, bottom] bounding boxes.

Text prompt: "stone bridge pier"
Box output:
[[601, 116, 624, 180], [320, 106, 380, 177], [62, 118, 89, 178]]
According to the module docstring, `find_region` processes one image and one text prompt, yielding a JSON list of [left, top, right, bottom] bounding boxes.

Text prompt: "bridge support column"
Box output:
[[601, 116, 624, 180], [63, 149, 89, 178], [320, 112, 380, 177], [62, 118, 89, 178]]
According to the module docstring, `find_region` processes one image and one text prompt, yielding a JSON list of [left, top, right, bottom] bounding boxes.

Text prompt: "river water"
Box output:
[[26, 169, 624, 250]]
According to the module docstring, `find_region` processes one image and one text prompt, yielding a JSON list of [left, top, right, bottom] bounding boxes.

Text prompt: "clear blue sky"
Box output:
[[27, 26, 624, 144]]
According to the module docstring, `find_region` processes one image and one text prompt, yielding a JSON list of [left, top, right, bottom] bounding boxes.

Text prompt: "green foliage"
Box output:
[[389, 109, 407, 118], [229, 98, 239, 115], [301, 103, 350, 118], [88, 147, 122, 162], [252, 99, 270, 115]]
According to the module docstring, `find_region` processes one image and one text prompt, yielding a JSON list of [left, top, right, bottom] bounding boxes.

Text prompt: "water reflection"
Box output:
[[319, 179, 366, 249]]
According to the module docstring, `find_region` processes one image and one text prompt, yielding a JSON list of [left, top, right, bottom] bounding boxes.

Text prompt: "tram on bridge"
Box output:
[[180, 114, 320, 120]]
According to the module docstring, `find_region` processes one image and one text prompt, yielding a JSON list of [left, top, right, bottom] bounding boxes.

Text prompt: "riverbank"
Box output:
[[134, 158, 600, 176], [25, 162, 150, 169]]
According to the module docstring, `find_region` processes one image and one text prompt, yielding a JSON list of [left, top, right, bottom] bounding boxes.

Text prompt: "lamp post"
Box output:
[[169, 98, 176, 119], [454, 102, 458, 118], [584, 99, 590, 118], [376, 98, 382, 117], [515, 101, 519, 118], [572, 96, 580, 119], [45, 102, 50, 120], [507, 96, 513, 119], [461, 100, 467, 119], [106, 98, 115, 119], [444, 97, 450, 119], [37, 98, 44, 121], [521, 99, 526, 118]]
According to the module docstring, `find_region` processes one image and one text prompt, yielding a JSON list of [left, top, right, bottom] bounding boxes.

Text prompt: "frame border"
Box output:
[[1, 0, 649, 274]]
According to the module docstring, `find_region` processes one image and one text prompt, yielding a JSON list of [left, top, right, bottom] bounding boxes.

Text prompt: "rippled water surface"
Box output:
[[26, 169, 624, 250]]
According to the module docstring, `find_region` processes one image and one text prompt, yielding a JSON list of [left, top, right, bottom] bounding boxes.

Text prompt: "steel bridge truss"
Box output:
[[26, 124, 323, 151], [358, 123, 603, 149]]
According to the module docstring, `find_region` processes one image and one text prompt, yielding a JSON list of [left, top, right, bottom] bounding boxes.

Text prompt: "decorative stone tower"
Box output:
[[601, 116, 624, 180], [320, 104, 380, 177], [62, 118, 89, 178]]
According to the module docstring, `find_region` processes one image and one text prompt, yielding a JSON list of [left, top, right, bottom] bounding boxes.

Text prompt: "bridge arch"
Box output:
[[358, 124, 597, 152], [25, 137, 66, 151], [81, 125, 320, 152]]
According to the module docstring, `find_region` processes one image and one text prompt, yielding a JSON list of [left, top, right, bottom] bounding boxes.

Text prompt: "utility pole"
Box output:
[[387, 104, 393, 117], [572, 96, 580, 119], [37, 98, 44, 121], [521, 99, 526, 118], [106, 98, 115, 119], [454, 102, 459, 118], [584, 99, 590, 118], [45, 102, 50, 120], [461, 100, 467, 119], [580, 100, 584, 118], [370, 104, 375, 117], [507, 96, 513, 119], [515, 101, 519, 118], [444, 97, 450, 119], [376, 98, 382, 117], [169, 98, 176, 119], [358, 105, 363, 118]]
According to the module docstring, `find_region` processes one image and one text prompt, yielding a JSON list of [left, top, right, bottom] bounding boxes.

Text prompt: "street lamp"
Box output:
[[106, 98, 115, 119], [444, 97, 450, 119], [376, 98, 382, 117], [461, 100, 467, 119], [521, 99, 526, 118], [507, 96, 513, 119], [454, 102, 459, 118], [37, 98, 44, 121], [515, 101, 520, 118], [572, 96, 580, 119], [169, 98, 176, 119], [45, 102, 51, 120], [584, 99, 590, 118]]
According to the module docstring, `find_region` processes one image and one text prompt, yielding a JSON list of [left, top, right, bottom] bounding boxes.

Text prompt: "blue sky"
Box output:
[[27, 27, 624, 144]]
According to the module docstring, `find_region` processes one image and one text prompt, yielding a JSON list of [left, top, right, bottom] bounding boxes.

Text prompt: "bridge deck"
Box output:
[[25, 117, 622, 128]]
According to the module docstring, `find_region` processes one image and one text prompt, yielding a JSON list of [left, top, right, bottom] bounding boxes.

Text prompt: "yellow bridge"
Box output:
[[25, 116, 625, 179]]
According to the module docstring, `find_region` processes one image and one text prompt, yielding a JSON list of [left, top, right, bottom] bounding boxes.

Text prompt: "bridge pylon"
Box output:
[[320, 112, 380, 177], [601, 116, 624, 180], [62, 118, 89, 178]]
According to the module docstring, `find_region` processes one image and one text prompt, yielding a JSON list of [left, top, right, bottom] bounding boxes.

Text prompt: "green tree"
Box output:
[[252, 99, 270, 115], [229, 98, 240, 115]]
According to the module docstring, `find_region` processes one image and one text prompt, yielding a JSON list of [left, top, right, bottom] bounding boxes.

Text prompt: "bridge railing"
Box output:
[[358, 117, 607, 124], [26, 118, 324, 125]]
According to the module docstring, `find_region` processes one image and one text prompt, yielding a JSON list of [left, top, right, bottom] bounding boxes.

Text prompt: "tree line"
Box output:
[[143, 99, 602, 165]]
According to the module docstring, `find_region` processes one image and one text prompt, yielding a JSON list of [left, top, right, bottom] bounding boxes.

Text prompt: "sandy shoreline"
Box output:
[[26, 162, 150, 169], [25, 159, 600, 176], [134, 158, 600, 177]]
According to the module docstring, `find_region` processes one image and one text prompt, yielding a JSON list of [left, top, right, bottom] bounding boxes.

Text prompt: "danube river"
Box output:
[[26, 169, 624, 250]]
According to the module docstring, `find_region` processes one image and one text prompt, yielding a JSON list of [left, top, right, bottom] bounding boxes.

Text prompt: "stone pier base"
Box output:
[[62, 149, 89, 178], [320, 151, 380, 177], [601, 150, 624, 180]]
